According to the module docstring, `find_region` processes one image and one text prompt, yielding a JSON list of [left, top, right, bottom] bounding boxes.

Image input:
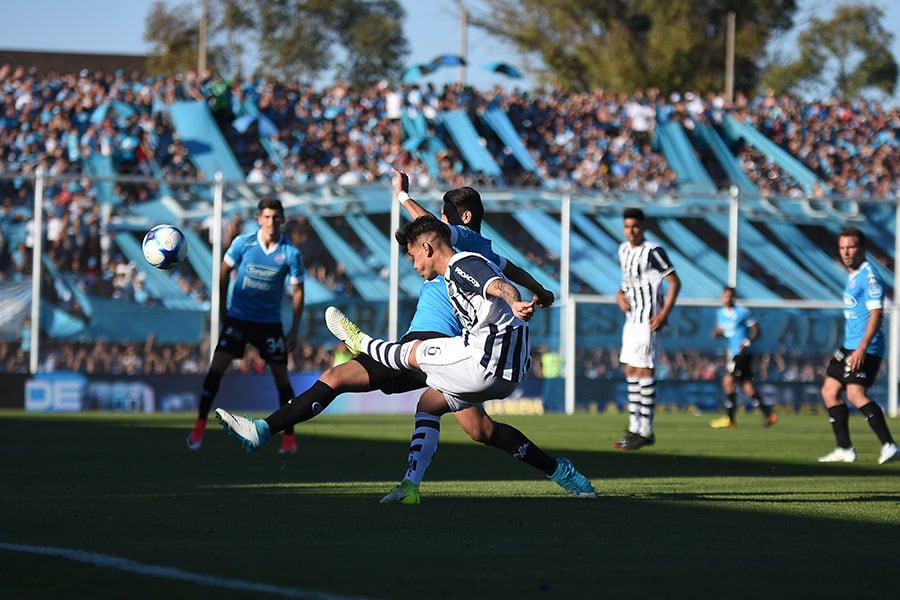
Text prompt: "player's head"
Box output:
[[721, 286, 736, 306], [258, 197, 285, 216], [622, 207, 646, 246], [395, 215, 452, 280], [838, 227, 866, 270], [441, 187, 484, 232], [257, 197, 285, 233]]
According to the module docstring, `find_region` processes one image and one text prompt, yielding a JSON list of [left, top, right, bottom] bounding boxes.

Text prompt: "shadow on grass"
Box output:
[[2, 415, 899, 599]]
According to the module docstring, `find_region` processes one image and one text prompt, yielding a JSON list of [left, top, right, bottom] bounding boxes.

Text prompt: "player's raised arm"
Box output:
[[392, 168, 430, 220], [501, 260, 554, 308]]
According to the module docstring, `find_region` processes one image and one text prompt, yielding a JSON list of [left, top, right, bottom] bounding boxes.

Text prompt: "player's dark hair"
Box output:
[[258, 197, 284, 215], [395, 215, 451, 247], [442, 187, 484, 231], [723, 286, 736, 294], [623, 207, 645, 221], [839, 226, 866, 248]]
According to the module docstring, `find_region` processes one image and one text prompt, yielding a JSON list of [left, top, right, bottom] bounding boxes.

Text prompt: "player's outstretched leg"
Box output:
[[215, 408, 272, 453], [549, 458, 597, 498]]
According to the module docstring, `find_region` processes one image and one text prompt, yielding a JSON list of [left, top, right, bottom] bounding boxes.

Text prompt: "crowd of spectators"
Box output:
[[3, 61, 900, 376]]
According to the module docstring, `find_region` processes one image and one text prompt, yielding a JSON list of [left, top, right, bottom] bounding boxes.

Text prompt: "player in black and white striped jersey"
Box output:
[[326, 215, 596, 501], [613, 207, 681, 450]]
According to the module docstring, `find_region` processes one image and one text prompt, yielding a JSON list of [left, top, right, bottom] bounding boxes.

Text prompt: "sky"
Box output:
[[0, 0, 899, 101]]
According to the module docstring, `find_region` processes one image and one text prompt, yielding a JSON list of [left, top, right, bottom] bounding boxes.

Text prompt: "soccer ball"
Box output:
[[142, 224, 188, 269]]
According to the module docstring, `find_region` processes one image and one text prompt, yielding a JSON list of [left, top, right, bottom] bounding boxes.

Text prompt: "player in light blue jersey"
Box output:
[[188, 197, 305, 454], [216, 176, 593, 500], [710, 286, 777, 429], [818, 227, 898, 465]]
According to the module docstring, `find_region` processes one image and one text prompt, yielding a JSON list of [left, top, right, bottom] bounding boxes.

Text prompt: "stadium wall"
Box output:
[[9, 372, 880, 415]]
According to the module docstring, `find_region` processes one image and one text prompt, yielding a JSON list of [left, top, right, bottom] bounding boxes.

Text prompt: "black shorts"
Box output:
[[218, 317, 287, 364], [726, 353, 755, 381], [826, 348, 882, 388], [354, 330, 448, 395]]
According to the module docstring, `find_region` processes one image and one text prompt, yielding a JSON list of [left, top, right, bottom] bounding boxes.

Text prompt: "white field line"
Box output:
[[0, 542, 374, 600]]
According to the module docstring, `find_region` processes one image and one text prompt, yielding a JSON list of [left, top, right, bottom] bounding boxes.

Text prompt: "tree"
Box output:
[[472, 0, 798, 95], [144, 1, 207, 76], [762, 3, 897, 100], [190, 0, 409, 86]]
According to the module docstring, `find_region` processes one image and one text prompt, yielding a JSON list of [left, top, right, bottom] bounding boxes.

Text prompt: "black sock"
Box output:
[[277, 385, 296, 436], [725, 392, 737, 421], [859, 402, 895, 446], [265, 381, 336, 434], [197, 370, 224, 420], [827, 404, 853, 448], [754, 393, 772, 416], [487, 422, 557, 475]]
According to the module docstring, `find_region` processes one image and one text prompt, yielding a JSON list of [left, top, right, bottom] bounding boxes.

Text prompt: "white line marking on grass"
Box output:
[[0, 542, 373, 600]]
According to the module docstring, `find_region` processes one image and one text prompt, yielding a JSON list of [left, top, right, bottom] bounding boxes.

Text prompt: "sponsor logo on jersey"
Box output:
[[454, 265, 481, 289]]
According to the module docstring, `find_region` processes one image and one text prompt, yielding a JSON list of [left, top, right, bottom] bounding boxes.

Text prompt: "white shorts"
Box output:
[[414, 337, 519, 411], [619, 320, 659, 369]]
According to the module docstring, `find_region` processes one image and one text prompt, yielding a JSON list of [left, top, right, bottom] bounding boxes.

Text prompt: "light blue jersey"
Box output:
[[843, 260, 885, 356], [224, 230, 304, 323], [716, 305, 756, 357], [449, 225, 507, 270], [403, 277, 462, 338]]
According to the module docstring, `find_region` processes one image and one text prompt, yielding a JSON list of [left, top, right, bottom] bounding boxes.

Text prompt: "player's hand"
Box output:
[[615, 289, 630, 313], [512, 300, 535, 322], [285, 328, 298, 354], [533, 288, 554, 308], [649, 314, 668, 332], [392, 168, 410, 196], [846, 348, 865, 372]]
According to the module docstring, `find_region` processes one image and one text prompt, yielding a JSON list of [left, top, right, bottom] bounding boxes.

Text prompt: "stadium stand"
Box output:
[[4, 61, 900, 378]]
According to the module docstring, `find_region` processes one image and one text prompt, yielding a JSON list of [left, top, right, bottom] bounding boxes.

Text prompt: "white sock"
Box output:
[[403, 412, 441, 485], [638, 377, 656, 437]]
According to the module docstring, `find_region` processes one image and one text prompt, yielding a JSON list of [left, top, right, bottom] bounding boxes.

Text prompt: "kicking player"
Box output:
[[187, 197, 304, 454], [324, 215, 596, 502]]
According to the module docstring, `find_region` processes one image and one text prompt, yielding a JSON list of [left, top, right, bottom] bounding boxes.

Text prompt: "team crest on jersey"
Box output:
[[868, 283, 882, 299], [843, 293, 857, 308], [274, 253, 286, 265]]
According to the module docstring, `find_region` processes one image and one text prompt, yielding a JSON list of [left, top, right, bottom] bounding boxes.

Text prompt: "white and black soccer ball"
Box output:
[[142, 224, 188, 270]]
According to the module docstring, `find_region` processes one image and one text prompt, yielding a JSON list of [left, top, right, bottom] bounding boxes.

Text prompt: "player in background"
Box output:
[[217, 173, 593, 501], [710, 286, 777, 429], [324, 215, 596, 502], [818, 227, 898, 464], [187, 197, 304, 454], [613, 207, 680, 450]]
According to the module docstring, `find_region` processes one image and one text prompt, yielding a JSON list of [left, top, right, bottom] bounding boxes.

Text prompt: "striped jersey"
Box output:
[[224, 230, 305, 323], [843, 260, 885, 357], [443, 251, 531, 382], [716, 305, 757, 357], [618, 240, 675, 325], [403, 224, 506, 339]]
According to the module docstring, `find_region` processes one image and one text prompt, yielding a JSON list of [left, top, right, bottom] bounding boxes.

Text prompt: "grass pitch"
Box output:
[[1, 409, 898, 599]]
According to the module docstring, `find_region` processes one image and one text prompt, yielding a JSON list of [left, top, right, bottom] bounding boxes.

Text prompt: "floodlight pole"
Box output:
[[459, 3, 468, 85], [725, 11, 735, 104], [198, 0, 208, 75]]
